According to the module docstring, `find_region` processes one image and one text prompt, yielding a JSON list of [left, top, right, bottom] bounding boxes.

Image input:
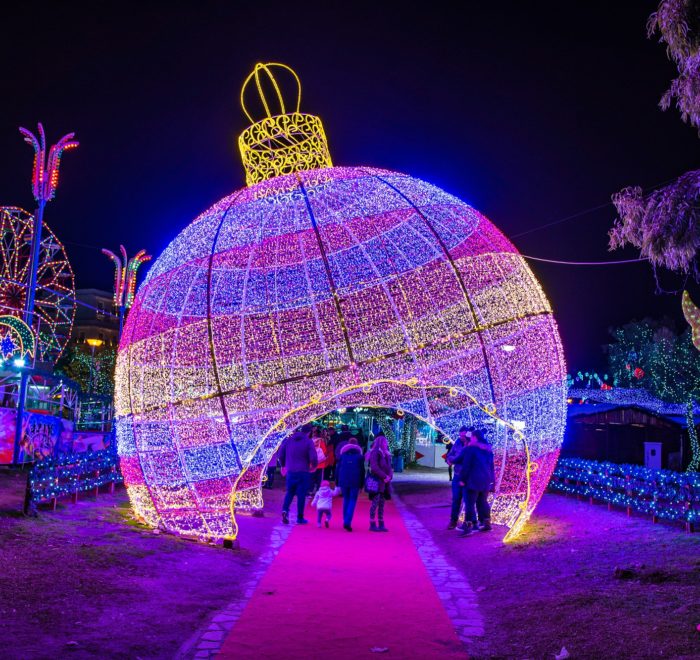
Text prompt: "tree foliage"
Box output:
[[606, 318, 700, 403], [648, 0, 700, 130], [609, 170, 700, 278], [609, 1, 700, 279], [55, 345, 116, 396]]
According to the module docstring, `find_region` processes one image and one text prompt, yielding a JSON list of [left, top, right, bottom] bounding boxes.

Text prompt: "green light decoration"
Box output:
[[0, 315, 36, 361], [56, 345, 116, 396], [607, 318, 700, 473]]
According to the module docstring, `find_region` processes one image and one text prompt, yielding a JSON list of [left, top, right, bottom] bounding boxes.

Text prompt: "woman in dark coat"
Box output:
[[367, 434, 393, 532], [335, 437, 365, 532]]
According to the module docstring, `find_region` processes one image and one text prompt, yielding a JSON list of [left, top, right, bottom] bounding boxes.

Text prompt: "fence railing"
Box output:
[[548, 457, 700, 530], [27, 446, 122, 511]]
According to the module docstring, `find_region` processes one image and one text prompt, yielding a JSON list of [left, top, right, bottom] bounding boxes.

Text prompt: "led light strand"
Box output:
[[115, 64, 567, 544], [549, 457, 700, 524], [230, 377, 537, 541]]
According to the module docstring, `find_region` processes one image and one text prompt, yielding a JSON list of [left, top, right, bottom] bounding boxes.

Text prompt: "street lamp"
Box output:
[[13, 124, 78, 466], [86, 338, 104, 394], [102, 246, 151, 339]]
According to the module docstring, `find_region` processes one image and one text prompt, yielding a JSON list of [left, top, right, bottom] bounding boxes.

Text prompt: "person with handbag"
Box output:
[[279, 424, 318, 525], [366, 434, 393, 532], [336, 436, 365, 532], [455, 429, 495, 536]]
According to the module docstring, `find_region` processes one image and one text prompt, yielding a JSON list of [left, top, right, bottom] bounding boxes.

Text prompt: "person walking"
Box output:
[[310, 426, 330, 495], [335, 436, 365, 532], [311, 479, 341, 528], [441, 432, 455, 481], [456, 429, 495, 536], [279, 424, 318, 525], [321, 427, 335, 480], [263, 447, 281, 490], [445, 426, 471, 529], [333, 424, 353, 458], [367, 434, 393, 532]]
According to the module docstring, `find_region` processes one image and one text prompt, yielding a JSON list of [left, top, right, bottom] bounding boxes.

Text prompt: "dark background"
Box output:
[[0, 1, 696, 370]]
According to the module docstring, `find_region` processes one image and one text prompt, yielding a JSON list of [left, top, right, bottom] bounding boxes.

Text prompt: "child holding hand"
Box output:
[[311, 480, 341, 528]]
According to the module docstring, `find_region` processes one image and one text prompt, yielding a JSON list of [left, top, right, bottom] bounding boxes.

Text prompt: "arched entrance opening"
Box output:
[[253, 404, 450, 511], [229, 379, 542, 543]]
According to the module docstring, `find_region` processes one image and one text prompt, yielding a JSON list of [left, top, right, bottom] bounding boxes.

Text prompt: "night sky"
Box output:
[[0, 1, 696, 371]]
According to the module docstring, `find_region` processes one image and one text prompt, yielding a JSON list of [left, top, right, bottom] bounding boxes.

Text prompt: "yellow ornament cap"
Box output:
[[238, 63, 333, 186]]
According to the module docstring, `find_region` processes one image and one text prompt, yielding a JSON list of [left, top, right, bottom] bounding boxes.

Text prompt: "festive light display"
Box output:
[[238, 63, 333, 186], [549, 457, 700, 525], [19, 123, 79, 204], [683, 290, 700, 351], [0, 207, 76, 363], [568, 387, 700, 419], [0, 315, 35, 361], [115, 63, 567, 542], [29, 446, 122, 504], [102, 246, 152, 310]]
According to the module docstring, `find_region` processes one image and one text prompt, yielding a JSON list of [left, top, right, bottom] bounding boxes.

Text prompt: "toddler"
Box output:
[[311, 480, 340, 527]]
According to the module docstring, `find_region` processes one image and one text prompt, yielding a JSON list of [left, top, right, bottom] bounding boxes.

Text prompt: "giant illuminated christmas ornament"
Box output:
[[115, 63, 567, 543]]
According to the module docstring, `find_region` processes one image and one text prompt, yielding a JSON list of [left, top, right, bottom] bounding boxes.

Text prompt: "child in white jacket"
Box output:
[[311, 480, 341, 527]]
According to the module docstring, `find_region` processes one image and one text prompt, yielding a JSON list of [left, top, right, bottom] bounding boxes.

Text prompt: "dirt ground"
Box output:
[[0, 468, 283, 660], [395, 477, 700, 660]]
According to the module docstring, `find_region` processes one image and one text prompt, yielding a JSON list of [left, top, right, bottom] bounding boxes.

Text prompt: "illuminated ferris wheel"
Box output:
[[0, 206, 76, 364]]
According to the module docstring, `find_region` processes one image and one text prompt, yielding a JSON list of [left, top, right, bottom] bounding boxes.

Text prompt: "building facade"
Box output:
[[71, 289, 119, 349]]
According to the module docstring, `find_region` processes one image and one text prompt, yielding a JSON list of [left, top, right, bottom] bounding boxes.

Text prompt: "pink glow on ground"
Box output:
[[218, 496, 466, 659]]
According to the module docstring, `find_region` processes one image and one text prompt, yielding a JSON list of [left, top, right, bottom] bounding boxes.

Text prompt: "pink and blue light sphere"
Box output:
[[115, 165, 567, 541]]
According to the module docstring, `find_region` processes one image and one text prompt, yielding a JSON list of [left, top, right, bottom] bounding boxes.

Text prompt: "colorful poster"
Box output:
[[19, 412, 62, 461]]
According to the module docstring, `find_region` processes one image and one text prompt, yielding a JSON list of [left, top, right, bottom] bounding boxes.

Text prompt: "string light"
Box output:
[[0, 315, 35, 360], [238, 63, 333, 186], [549, 457, 700, 525], [114, 64, 567, 543], [683, 290, 700, 351], [102, 246, 152, 310], [29, 447, 122, 504], [0, 207, 76, 363]]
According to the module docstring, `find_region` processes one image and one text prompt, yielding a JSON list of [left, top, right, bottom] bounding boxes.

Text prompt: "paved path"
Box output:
[[217, 495, 468, 659]]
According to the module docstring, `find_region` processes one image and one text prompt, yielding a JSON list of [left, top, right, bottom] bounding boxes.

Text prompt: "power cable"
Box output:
[[521, 255, 647, 266]]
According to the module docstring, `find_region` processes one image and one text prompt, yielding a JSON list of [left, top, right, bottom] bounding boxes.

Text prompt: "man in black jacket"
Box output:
[[455, 429, 495, 535], [445, 426, 471, 529], [279, 424, 318, 525]]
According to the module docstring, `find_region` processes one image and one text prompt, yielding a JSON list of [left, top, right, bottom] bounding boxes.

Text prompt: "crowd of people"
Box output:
[[272, 420, 496, 538], [276, 423, 392, 532]]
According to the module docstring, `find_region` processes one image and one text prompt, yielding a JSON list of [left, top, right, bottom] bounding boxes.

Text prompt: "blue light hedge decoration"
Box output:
[[29, 446, 122, 505], [549, 457, 700, 526]]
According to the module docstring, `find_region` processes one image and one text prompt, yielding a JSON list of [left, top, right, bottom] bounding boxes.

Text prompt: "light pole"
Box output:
[[86, 337, 104, 394], [102, 246, 151, 340], [13, 124, 78, 465]]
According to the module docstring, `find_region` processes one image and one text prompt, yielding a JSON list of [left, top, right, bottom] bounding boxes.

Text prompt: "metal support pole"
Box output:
[[13, 371, 29, 465], [12, 200, 44, 466], [118, 304, 125, 341]]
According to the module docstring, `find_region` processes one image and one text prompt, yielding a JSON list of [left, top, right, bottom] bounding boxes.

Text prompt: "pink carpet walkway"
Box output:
[[219, 495, 466, 659]]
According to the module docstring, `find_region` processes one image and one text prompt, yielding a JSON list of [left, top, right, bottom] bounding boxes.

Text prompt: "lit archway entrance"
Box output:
[[230, 379, 540, 543]]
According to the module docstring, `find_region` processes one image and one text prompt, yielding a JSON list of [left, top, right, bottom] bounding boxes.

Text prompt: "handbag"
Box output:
[[316, 446, 327, 462], [365, 471, 380, 494]]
